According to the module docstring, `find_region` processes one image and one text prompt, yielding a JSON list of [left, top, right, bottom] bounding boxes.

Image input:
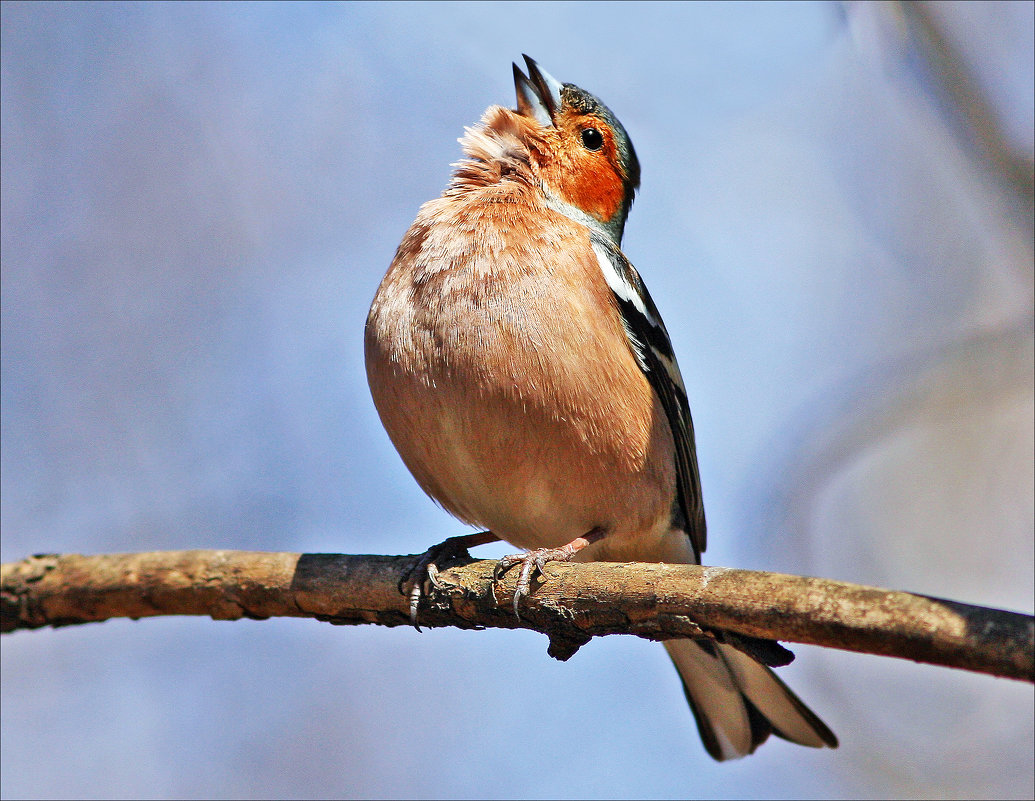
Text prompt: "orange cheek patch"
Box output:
[[567, 154, 625, 222], [537, 130, 626, 225]]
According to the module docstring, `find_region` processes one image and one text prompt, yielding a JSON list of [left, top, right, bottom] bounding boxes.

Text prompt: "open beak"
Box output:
[[513, 54, 564, 127]]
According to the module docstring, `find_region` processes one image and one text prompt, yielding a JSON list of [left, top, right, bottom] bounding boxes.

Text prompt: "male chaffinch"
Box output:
[[365, 56, 837, 761]]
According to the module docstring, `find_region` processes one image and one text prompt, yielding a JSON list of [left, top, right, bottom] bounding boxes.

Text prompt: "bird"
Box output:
[[364, 55, 838, 761]]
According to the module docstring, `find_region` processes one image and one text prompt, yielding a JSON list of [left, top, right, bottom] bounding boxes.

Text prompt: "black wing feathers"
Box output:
[[591, 234, 707, 559]]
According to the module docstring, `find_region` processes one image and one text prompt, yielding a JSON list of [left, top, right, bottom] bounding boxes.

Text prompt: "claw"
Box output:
[[493, 528, 605, 619], [402, 531, 500, 630], [408, 581, 422, 628], [515, 557, 538, 616]]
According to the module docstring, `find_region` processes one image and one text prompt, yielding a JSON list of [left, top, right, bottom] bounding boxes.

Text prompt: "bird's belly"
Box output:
[[367, 346, 676, 552], [365, 226, 678, 554], [420, 402, 601, 549]]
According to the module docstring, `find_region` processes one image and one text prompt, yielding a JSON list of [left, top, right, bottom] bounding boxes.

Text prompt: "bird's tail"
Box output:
[[664, 638, 838, 760]]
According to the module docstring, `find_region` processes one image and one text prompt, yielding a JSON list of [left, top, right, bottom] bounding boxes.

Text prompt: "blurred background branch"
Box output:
[[900, 1, 1034, 222], [4, 550, 1032, 682]]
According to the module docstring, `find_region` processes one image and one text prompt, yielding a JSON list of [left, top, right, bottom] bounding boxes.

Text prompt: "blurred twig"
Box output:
[[900, 2, 1034, 220], [2, 550, 1032, 682]]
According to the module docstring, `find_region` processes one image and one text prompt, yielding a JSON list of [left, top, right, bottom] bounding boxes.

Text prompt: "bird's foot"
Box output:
[[493, 527, 605, 617], [402, 531, 499, 629]]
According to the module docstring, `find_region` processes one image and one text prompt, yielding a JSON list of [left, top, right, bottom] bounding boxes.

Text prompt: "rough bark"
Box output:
[[2, 550, 1031, 682]]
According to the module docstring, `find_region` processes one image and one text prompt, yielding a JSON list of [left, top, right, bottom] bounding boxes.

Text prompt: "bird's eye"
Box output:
[[580, 127, 604, 151]]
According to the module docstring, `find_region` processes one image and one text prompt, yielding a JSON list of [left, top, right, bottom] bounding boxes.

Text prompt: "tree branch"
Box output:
[[2, 550, 1031, 682]]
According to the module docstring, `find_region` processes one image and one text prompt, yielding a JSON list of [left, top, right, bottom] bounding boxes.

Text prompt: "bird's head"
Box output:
[[511, 55, 640, 243], [454, 56, 640, 244]]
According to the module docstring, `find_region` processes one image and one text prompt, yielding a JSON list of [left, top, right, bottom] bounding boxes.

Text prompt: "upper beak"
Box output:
[[513, 54, 564, 127]]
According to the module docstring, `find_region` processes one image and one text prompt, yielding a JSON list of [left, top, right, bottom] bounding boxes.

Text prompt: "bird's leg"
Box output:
[[494, 527, 606, 617], [403, 530, 500, 629]]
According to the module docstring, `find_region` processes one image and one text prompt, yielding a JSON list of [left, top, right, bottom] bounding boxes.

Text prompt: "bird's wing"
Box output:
[[590, 233, 706, 558]]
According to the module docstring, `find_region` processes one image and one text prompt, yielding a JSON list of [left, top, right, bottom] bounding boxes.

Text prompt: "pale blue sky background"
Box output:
[[2, 2, 1033, 798]]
